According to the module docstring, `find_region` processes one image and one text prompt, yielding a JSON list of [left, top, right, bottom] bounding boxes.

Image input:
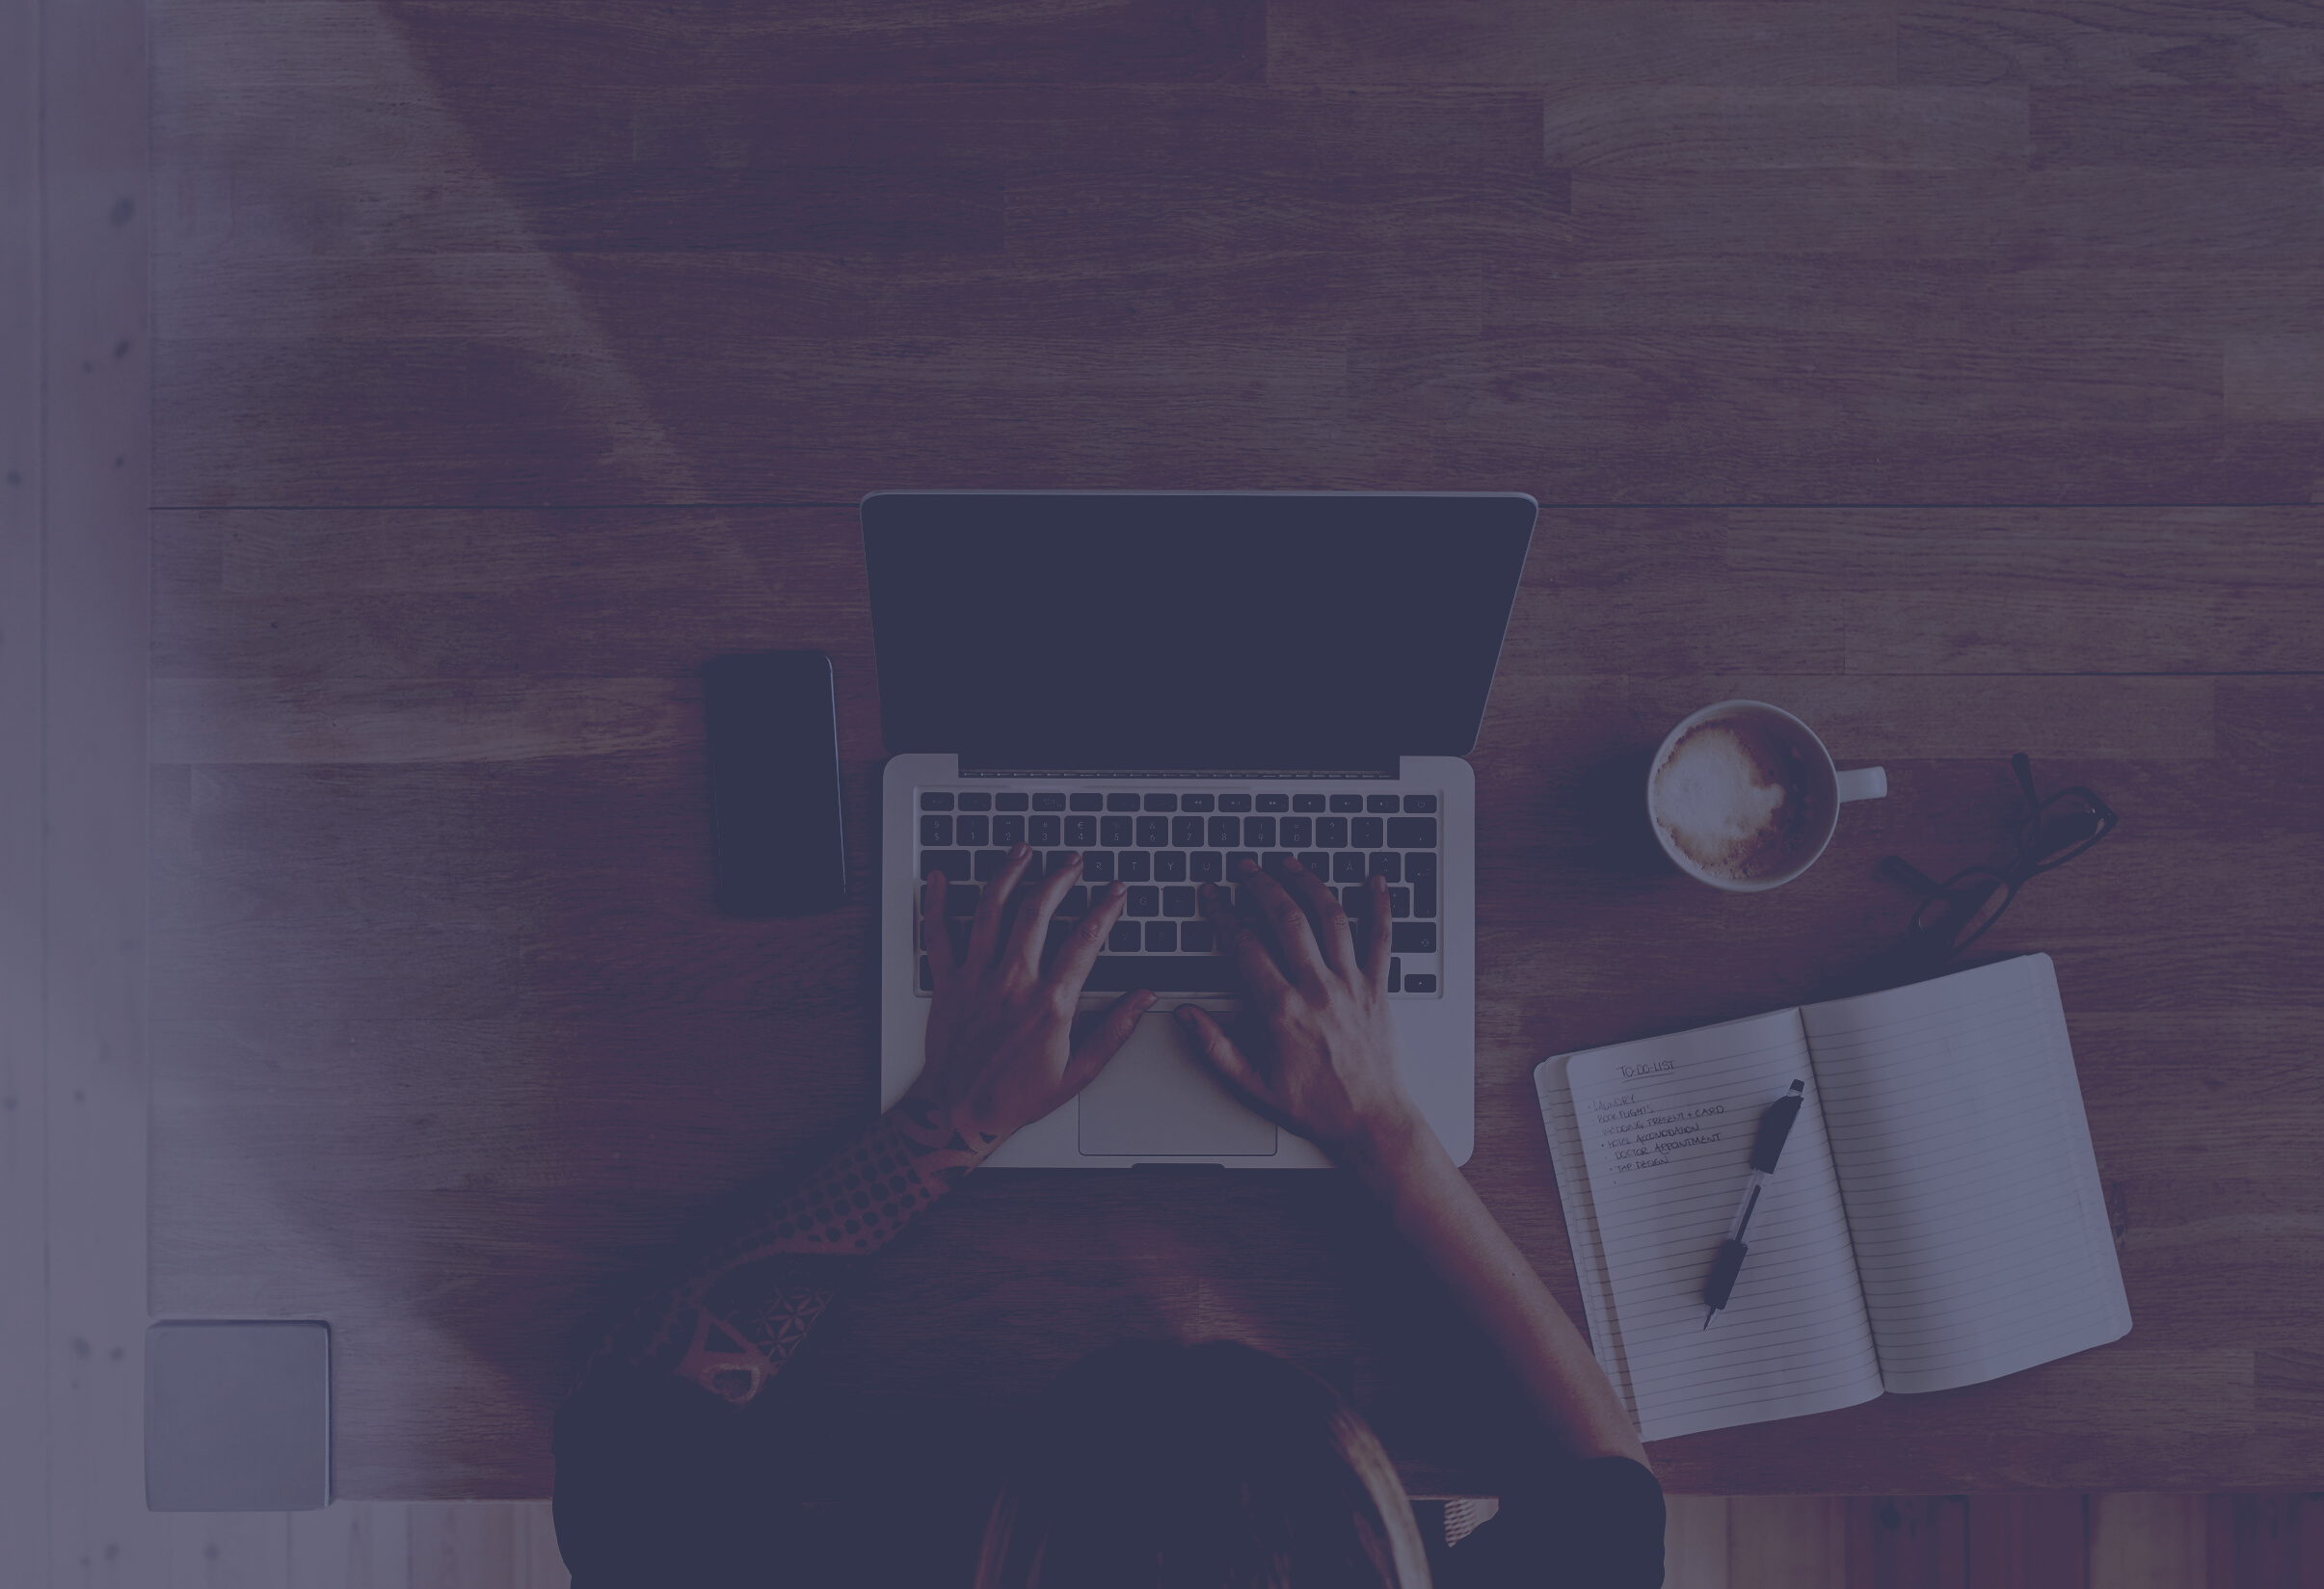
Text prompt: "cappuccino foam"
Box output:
[[1652, 717, 1816, 880]]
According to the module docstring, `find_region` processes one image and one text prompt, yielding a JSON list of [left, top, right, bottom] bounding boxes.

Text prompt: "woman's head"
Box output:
[[972, 1337, 1433, 1589]]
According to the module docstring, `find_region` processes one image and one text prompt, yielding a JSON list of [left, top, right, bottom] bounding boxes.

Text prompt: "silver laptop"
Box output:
[[868, 490, 1536, 1171]]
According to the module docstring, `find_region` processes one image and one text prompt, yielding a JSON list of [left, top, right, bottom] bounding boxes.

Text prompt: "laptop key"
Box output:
[[1297, 852, 1329, 878], [1101, 815, 1134, 847], [1317, 816, 1347, 847], [921, 815, 953, 846], [1144, 920, 1176, 953], [1065, 814, 1096, 846], [1403, 973, 1436, 993], [1180, 793, 1215, 811], [1391, 922, 1436, 954], [1172, 815, 1205, 848], [1218, 794, 1251, 811], [1107, 792, 1141, 811], [1029, 814, 1059, 846], [974, 849, 1010, 881], [956, 813, 990, 846], [1257, 793, 1289, 811], [1351, 816, 1383, 848], [1209, 815, 1240, 848], [958, 792, 992, 811], [1368, 853, 1400, 882], [1117, 851, 1151, 882], [1390, 887, 1410, 917], [921, 792, 954, 810], [1154, 851, 1187, 882], [1293, 794, 1325, 811], [1032, 792, 1067, 810], [1070, 792, 1104, 810], [1279, 816, 1311, 847], [1144, 793, 1177, 811], [1386, 817, 1438, 848], [1082, 957, 1244, 992], [1329, 794, 1364, 812], [1190, 851, 1223, 882], [1332, 852, 1367, 883], [1109, 920, 1141, 952], [1126, 886, 1159, 916], [1136, 815, 1168, 847], [922, 850, 972, 882], [993, 814, 1025, 847], [995, 792, 1028, 811], [1179, 920, 1215, 952], [1413, 881, 1437, 917], [1403, 795, 1436, 812], [1082, 851, 1115, 883], [1368, 795, 1400, 813], [1162, 886, 1196, 916], [1244, 815, 1276, 847]]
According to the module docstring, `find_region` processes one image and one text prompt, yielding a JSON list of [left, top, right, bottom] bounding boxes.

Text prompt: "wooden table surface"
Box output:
[[146, 0, 2323, 1500]]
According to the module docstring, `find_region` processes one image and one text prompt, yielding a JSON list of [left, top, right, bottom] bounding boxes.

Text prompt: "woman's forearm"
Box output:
[[1339, 1111, 1654, 1472]]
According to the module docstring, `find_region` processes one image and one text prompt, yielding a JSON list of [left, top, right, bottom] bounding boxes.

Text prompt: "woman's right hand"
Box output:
[[1172, 858, 1422, 1159]]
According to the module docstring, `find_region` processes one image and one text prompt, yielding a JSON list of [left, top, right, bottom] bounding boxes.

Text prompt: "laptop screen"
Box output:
[[862, 492, 1536, 769]]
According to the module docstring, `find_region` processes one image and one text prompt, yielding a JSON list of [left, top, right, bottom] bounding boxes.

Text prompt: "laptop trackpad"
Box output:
[[1077, 1014, 1279, 1157]]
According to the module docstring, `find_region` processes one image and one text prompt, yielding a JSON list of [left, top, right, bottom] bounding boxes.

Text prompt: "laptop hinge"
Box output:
[[956, 759, 1401, 780]]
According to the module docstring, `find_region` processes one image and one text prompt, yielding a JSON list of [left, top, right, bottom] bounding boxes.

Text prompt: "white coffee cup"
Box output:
[[1645, 701, 1887, 892]]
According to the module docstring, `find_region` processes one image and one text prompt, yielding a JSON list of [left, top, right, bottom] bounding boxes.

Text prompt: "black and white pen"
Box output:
[[1701, 1078, 1806, 1329]]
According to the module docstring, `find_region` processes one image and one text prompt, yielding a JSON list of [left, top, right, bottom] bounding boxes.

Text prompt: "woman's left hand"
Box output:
[[912, 843, 1154, 1143]]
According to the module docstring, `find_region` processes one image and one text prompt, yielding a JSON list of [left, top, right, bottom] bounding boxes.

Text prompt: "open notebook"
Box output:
[[1533, 953, 2132, 1443]]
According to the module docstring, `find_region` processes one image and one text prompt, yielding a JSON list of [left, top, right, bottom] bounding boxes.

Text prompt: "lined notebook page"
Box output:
[[1563, 1009, 1884, 1443], [1536, 1053, 1644, 1422], [1800, 953, 2133, 1395]]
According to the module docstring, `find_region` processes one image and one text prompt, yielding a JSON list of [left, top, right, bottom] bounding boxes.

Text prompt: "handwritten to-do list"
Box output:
[[1567, 1008, 1886, 1438]]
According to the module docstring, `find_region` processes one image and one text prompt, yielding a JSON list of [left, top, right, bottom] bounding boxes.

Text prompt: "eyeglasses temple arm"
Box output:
[[1878, 856, 1945, 896]]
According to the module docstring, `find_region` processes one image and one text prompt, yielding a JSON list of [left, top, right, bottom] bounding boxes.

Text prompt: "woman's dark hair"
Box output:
[[971, 1337, 1434, 1589]]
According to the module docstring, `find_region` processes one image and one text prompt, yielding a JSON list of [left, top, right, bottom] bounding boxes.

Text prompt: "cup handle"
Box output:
[[1836, 766, 1887, 803]]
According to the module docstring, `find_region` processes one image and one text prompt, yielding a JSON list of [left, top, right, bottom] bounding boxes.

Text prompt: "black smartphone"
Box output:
[[703, 651, 847, 916]]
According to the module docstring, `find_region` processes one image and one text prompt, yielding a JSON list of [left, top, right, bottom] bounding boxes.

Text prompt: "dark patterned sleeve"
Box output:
[[1433, 1455, 1667, 1589]]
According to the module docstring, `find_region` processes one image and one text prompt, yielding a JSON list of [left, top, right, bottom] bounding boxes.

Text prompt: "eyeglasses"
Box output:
[[1878, 754, 2118, 959]]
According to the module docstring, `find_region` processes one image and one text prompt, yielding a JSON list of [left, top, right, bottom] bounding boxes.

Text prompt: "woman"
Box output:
[[553, 850, 1664, 1586]]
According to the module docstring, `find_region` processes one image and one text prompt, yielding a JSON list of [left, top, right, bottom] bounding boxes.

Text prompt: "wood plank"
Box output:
[[167, 1513, 290, 1587], [0, 0, 46, 1572], [1545, 88, 2029, 167], [288, 1499, 412, 1588], [39, 0, 156, 1583], [155, 0, 1269, 90], [1899, 4, 2324, 86], [1662, 1493, 1729, 1588], [1728, 1495, 1847, 1588], [2033, 87, 2324, 167], [1963, 1492, 2089, 1589], [2091, 1493, 2209, 1589]]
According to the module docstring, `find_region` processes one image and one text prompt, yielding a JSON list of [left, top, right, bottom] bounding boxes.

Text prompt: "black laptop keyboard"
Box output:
[[914, 787, 1441, 999]]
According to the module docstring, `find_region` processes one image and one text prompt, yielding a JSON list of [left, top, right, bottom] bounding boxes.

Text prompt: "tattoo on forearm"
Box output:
[[576, 1098, 1007, 1407]]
